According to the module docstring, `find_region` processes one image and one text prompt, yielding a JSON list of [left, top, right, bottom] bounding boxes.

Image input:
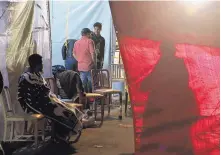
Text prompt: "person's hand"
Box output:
[[93, 62, 97, 70], [49, 92, 57, 98], [79, 92, 86, 97]]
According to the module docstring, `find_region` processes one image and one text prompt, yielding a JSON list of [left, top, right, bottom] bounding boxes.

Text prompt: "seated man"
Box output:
[[18, 54, 82, 143]]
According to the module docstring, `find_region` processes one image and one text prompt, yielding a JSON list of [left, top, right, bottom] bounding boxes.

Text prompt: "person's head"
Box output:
[[81, 28, 92, 38], [28, 54, 43, 73], [93, 22, 102, 36]]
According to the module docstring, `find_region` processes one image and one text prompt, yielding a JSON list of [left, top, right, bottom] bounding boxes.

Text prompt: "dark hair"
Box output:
[[93, 22, 102, 29], [81, 28, 91, 36], [28, 54, 42, 68]]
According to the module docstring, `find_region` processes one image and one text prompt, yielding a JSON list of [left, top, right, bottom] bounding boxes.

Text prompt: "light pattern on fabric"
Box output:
[[175, 44, 220, 155], [119, 37, 161, 150]]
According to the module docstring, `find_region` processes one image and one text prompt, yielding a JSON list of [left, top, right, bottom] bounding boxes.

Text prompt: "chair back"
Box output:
[[111, 64, 125, 81], [91, 69, 110, 91], [0, 87, 14, 120]]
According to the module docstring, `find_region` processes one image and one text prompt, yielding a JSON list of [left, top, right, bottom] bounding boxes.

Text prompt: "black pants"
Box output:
[[97, 61, 103, 70]]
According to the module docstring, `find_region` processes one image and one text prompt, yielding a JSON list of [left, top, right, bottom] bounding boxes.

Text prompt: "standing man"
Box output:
[[73, 28, 95, 93], [62, 39, 78, 71], [91, 22, 105, 69]]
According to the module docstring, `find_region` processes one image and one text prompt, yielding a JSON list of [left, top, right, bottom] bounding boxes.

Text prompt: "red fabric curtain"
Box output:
[[176, 44, 220, 155], [119, 37, 220, 155], [119, 37, 161, 151]]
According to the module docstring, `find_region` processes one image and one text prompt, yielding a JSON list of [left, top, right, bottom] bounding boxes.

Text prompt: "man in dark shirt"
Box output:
[[61, 39, 78, 71], [91, 22, 105, 69]]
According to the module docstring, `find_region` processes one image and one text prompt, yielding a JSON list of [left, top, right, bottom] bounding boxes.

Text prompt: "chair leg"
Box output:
[[0, 142, 5, 155], [125, 91, 128, 117], [94, 100, 97, 121], [3, 121, 7, 141], [34, 121, 38, 148], [99, 97, 105, 127], [42, 119, 46, 141], [108, 94, 111, 117], [9, 121, 14, 141], [51, 121, 56, 141], [118, 92, 123, 120], [24, 121, 28, 133]]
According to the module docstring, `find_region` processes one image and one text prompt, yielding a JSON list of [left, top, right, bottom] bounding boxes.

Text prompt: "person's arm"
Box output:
[[89, 39, 96, 64], [61, 41, 67, 60], [100, 38, 105, 62], [73, 41, 78, 60], [72, 40, 77, 60]]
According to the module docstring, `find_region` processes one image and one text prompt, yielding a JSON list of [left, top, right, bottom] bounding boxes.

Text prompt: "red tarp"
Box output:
[[176, 44, 220, 155], [119, 37, 161, 150], [119, 37, 220, 155]]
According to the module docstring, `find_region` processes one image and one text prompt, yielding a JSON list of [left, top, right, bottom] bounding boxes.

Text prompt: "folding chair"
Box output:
[[0, 87, 44, 149], [91, 69, 123, 120], [111, 64, 129, 116]]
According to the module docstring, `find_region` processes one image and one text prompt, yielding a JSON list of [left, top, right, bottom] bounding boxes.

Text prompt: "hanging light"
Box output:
[[178, 0, 207, 15]]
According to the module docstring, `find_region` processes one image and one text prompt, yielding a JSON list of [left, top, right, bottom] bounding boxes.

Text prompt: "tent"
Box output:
[[0, 1, 220, 155]]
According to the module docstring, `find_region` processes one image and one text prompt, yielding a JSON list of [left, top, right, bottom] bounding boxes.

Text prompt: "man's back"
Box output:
[[62, 39, 77, 60], [74, 36, 95, 71]]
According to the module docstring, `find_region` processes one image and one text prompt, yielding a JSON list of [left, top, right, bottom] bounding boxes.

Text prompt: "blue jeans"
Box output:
[[65, 57, 77, 71], [80, 71, 92, 93]]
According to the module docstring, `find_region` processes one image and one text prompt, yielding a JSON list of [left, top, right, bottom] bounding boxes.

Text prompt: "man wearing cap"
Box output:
[[73, 28, 95, 93]]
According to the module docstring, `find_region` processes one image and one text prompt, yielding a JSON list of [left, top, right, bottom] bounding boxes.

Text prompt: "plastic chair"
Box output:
[[0, 87, 44, 149]]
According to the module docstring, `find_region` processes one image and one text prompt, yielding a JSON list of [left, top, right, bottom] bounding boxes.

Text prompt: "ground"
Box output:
[[10, 108, 134, 155]]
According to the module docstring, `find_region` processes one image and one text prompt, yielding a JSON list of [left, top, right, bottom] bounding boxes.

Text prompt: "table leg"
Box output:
[[118, 92, 123, 120], [34, 120, 38, 148], [94, 99, 97, 121], [125, 91, 128, 117], [99, 97, 105, 127]]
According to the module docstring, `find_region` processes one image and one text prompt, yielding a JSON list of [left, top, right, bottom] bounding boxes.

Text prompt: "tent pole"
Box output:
[[46, 0, 52, 77]]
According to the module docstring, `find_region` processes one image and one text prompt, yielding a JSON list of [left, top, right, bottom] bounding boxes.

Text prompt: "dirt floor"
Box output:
[[10, 109, 134, 155], [40, 116, 134, 155], [74, 116, 134, 155]]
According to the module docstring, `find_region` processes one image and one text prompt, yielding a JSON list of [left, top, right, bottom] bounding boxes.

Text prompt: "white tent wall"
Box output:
[[50, 1, 116, 70], [0, 1, 52, 138], [0, 1, 10, 88], [0, 1, 10, 141], [33, 1, 52, 78]]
